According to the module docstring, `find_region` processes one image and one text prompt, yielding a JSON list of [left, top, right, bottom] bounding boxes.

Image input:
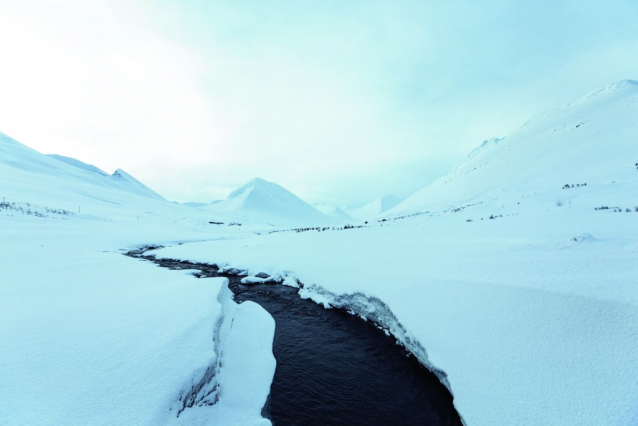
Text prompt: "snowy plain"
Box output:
[[1, 80, 637, 426], [0, 217, 276, 426]]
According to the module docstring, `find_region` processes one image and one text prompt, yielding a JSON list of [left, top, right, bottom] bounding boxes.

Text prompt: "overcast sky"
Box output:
[[1, 0, 637, 206]]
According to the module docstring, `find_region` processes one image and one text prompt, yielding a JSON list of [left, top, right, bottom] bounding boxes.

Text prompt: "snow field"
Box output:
[[155, 208, 638, 426]]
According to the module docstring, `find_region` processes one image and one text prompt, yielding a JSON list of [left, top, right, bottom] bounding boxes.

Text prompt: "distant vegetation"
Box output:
[[268, 224, 366, 235], [594, 205, 638, 212], [562, 183, 587, 189], [0, 201, 74, 218]]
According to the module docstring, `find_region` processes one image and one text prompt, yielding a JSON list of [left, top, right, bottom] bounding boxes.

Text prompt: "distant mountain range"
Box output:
[[3, 79, 637, 227]]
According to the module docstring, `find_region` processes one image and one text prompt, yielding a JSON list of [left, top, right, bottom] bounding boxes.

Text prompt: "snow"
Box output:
[[349, 195, 403, 220], [170, 286, 276, 426], [2, 80, 638, 426], [0, 134, 277, 425], [151, 81, 638, 425], [181, 201, 213, 208], [386, 79, 638, 218], [154, 204, 638, 426], [110, 168, 165, 200], [47, 153, 110, 176], [206, 177, 332, 226], [0, 133, 175, 220], [313, 202, 354, 222], [0, 217, 277, 425], [0, 227, 217, 425]]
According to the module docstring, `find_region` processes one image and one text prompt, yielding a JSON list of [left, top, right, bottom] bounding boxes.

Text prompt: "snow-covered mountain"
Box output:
[[313, 202, 353, 222], [206, 178, 332, 226], [349, 195, 403, 220], [0, 132, 170, 218], [108, 168, 165, 200], [387, 80, 638, 217]]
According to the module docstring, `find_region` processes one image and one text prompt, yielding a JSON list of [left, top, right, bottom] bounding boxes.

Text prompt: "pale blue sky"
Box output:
[[1, 0, 637, 206]]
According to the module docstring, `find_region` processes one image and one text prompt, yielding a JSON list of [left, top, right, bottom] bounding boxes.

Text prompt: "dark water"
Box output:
[[127, 249, 463, 426]]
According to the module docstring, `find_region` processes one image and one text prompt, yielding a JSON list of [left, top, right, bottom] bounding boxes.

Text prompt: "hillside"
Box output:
[[0, 132, 174, 220], [388, 80, 638, 217], [349, 195, 403, 220]]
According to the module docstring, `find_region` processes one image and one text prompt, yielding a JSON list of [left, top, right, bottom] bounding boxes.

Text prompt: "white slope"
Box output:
[[349, 195, 403, 220], [313, 202, 353, 222], [181, 201, 212, 208], [387, 80, 638, 217], [206, 178, 332, 226], [109, 168, 165, 200], [47, 153, 109, 176], [0, 132, 176, 220]]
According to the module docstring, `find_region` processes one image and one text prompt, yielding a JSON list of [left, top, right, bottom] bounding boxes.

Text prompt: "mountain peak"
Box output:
[[209, 178, 331, 225], [111, 168, 134, 180], [226, 177, 283, 201], [110, 169, 164, 200], [247, 177, 268, 185]]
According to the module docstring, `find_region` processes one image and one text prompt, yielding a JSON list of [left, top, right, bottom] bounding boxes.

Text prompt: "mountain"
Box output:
[[108, 168, 164, 200], [386, 80, 638, 217], [349, 195, 403, 220], [313, 203, 353, 222], [0, 132, 170, 219], [206, 178, 331, 226]]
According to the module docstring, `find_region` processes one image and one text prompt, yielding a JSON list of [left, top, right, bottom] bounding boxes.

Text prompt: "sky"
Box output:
[[0, 0, 637, 206]]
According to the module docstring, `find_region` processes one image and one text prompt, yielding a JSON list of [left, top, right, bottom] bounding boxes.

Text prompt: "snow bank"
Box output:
[[171, 282, 276, 426], [0, 239, 221, 425], [0, 217, 276, 425]]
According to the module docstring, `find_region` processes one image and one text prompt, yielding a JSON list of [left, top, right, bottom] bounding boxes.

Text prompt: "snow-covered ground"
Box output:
[[156, 207, 638, 425], [0, 217, 276, 426], [1, 80, 637, 425]]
